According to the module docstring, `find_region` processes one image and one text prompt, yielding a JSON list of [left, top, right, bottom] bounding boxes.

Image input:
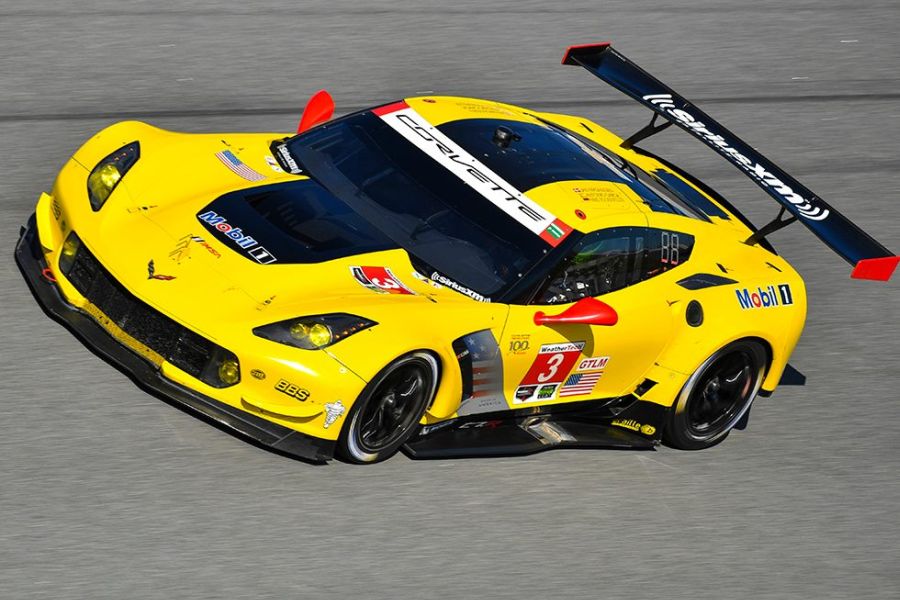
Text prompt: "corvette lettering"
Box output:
[[374, 102, 572, 246], [736, 284, 793, 310], [643, 93, 829, 221]]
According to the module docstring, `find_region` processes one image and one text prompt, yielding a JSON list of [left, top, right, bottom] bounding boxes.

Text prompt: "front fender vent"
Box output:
[[676, 273, 737, 290]]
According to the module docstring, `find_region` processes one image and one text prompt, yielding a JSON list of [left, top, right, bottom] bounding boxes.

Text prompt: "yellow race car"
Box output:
[[16, 43, 897, 463]]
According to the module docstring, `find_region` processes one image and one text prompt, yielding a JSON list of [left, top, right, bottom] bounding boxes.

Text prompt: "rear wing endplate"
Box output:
[[562, 43, 898, 281]]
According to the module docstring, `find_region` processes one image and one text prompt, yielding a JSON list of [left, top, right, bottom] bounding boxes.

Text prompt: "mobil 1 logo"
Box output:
[[736, 283, 793, 310]]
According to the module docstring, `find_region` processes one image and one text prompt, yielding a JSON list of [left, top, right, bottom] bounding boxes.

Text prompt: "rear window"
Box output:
[[439, 118, 706, 220]]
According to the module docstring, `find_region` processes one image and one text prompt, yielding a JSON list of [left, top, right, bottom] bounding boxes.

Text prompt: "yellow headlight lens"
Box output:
[[61, 234, 80, 259], [58, 232, 83, 275], [307, 323, 333, 347], [87, 163, 122, 204], [217, 358, 240, 385], [289, 322, 310, 340]]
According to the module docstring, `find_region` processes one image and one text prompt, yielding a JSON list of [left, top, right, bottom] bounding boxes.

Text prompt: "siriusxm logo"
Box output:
[[736, 284, 793, 310], [642, 93, 830, 222], [197, 210, 276, 264]]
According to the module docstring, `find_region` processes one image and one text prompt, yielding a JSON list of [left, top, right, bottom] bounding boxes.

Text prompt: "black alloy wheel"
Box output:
[[664, 340, 766, 450], [338, 352, 438, 463]]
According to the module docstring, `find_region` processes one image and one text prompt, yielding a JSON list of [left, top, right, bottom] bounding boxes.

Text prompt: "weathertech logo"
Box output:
[[736, 284, 793, 310], [642, 93, 829, 222]]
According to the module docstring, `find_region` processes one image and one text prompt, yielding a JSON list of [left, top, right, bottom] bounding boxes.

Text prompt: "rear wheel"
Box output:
[[664, 340, 766, 450], [337, 351, 438, 464]]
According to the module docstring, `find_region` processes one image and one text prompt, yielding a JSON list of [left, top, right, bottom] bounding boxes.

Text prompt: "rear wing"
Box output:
[[562, 43, 898, 281]]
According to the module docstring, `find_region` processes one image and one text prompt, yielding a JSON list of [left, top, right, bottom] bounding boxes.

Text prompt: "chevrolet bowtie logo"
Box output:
[[147, 259, 176, 281]]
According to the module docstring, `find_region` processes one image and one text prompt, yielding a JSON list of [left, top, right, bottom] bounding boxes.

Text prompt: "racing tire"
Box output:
[[337, 351, 439, 464], [663, 340, 766, 450]]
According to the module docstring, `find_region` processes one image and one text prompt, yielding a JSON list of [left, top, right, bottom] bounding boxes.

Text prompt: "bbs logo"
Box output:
[[275, 378, 310, 401], [508, 340, 530, 353]]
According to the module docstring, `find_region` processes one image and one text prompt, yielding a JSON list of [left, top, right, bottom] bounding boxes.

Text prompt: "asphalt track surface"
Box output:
[[1, 1, 899, 598]]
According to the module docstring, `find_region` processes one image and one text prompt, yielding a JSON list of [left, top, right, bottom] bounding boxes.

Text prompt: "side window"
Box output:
[[534, 227, 694, 305], [643, 229, 694, 278]]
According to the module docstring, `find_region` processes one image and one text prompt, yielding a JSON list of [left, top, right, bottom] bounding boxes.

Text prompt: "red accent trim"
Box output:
[[562, 42, 612, 65], [534, 297, 618, 327], [851, 256, 899, 281], [371, 100, 410, 116], [297, 89, 335, 134], [41, 267, 56, 283]]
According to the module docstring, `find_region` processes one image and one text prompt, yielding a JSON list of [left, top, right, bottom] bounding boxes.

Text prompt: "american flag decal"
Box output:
[[215, 150, 265, 181], [558, 371, 602, 397], [456, 330, 506, 416]]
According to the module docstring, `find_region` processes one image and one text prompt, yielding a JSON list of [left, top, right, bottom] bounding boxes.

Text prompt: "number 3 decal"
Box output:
[[519, 343, 585, 387], [537, 353, 564, 383]]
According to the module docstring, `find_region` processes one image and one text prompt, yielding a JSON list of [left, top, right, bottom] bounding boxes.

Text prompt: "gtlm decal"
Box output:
[[642, 94, 830, 222]]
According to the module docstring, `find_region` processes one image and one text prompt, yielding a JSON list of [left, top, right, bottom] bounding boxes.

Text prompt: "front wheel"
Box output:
[[664, 340, 766, 450], [337, 351, 439, 464]]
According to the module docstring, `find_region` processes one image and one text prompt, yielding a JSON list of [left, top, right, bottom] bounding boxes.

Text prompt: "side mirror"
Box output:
[[534, 297, 618, 327], [297, 89, 335, 134]]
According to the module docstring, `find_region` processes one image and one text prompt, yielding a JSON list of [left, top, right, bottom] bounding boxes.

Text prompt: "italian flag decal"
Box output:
[[373, 101, 572, 247], [540, 219, 572, 245]]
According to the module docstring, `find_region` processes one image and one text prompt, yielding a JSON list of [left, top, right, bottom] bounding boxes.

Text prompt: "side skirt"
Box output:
[[403, 397, 666, 459]]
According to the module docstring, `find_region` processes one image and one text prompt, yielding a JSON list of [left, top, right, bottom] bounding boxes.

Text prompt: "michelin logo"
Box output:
[[736, 284, 793, 310]]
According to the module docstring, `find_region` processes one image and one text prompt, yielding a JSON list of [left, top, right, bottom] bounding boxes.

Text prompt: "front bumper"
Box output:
[[15, 214, 335, 463]]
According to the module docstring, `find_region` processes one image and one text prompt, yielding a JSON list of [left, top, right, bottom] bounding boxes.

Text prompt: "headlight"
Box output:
[[87, 141, 140, 211], [199, 347, 241, 388], [58, 231, 83, 275], [253, 313, 376, 350]]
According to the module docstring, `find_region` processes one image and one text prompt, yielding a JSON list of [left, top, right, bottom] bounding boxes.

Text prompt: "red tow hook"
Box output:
[[41, 267, 57, 283]]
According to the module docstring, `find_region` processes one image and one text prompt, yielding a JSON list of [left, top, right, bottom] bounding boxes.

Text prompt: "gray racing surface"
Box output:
[[1, 1, 898, 598]]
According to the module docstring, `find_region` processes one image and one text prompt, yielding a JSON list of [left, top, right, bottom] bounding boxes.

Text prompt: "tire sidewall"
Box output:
[[338, 351, 439, 464], [664, 340, 766, 450]]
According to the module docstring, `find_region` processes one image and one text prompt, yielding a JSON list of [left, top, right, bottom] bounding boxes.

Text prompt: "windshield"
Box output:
[[285, 111, 559, 298]]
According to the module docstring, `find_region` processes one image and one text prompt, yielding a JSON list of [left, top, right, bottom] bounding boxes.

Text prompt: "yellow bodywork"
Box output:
[[32, 95, 807, 444]]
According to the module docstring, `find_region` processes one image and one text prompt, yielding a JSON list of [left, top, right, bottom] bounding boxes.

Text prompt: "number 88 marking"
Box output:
[[660, 231, 680, 265]]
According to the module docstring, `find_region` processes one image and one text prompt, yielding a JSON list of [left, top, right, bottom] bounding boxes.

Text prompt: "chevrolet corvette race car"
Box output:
[[16, 43, 897, 463]]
